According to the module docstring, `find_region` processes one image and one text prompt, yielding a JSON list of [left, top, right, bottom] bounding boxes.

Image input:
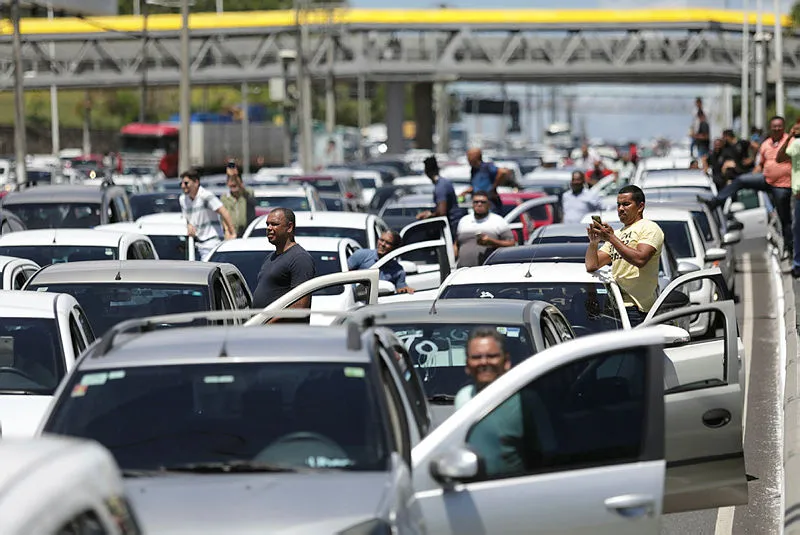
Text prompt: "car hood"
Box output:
[[0, 394, 52, 438], [125, 471, 394, 534]]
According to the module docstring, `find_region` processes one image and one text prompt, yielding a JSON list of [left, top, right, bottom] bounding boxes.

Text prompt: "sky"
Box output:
[[348, 0, 793, 143]]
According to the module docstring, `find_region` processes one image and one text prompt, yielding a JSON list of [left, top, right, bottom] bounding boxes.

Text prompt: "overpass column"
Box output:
[[414, 82, 434, 151], [434, 83, 450, 154], [386, 82, 405, 155]]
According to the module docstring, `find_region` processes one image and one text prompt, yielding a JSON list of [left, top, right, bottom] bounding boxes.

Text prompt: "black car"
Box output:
[[129, 192, 182, 220]]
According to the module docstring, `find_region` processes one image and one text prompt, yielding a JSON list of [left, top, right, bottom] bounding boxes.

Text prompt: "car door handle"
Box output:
[[604, 494, 655, 518], [702, 408, 731, 428]]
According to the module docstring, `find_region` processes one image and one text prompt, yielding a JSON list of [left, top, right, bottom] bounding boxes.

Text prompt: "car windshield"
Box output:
[[129, 195, 180, 219], [0, 245, 117, 266], [386, 323, 534, 399], [253, 196, 310, 212], [209, 250, 344, 296], [26, 283, 209, 336], [440, 282, 624, 335], [534, 233, 589, 244], [149, 235, 189, 260], [654, 220, 695, 258], [45, 362, 388, 472], [356, 178, 377, 189], [249, 226, 367, 248], [5, 203, 101, 229], [321, 197, 345, 211], [0, 317, 64, 395], [27, 171, 52, 184], [291, 179, 339, 192]]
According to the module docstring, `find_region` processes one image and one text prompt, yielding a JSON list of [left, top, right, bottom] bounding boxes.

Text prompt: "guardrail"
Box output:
[[784, 267, 799, 533]]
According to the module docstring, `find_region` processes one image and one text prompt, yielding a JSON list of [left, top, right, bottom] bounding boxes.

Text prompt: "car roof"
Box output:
[[250, 186, 309, 196], [349, 298, 546, 325], [95, 221, 186, 236], [445, 262, 609, 285], [534, 223, 593, 238], [213, 236, 348, 253], [485, 243, 588, 265], [27, 260, 226, 285], [3, 185, 115, 204], [0, 255, 35, 269], [383, 194, 431, 207], [0, 229, 145, 247], [81, 325, 371, 369], [251, 211, 371, 229], [588, 206, 693, 223], [0, 290, 66, 318]]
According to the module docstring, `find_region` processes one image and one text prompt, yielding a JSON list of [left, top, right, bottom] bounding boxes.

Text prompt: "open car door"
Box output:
[[639, 269, 747, 513], [244, 270, 380, 325], [400, 217, 455, 273], [412, 328, 667, 535], [374, 238, 451, 292], [503, 195, 560, 245]]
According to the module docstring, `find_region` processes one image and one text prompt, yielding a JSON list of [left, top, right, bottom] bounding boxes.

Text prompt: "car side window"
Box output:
[[126, 244, 139, 260], [56, 509, 108, 535], [137, 241, 156, 260], [12, 269, 26, 290], [107, 198, 121, 224], [465, 347, 650, 481], [378, 343, 430, 436], [76, 307, 96, 344], [548, 312, 574, 343], [69, 315, 87, 357], [226, 273, 251, 309], [540, 318, 559, 348], [378, 356, 412, 464]]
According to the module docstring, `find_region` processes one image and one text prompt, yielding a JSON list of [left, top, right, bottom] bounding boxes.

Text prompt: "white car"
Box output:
[[252, 166, 303, 184], [0, 291, 94, 437], [352, 169, 384, 205], [96, 213, 194, 261], [633, 166, 714, 194], [0, 256, 40, 290], [0, 229, 159, 266], [243, 211, 388, 248], [251, 184, 327, 215], [580, 208, 723, 336]]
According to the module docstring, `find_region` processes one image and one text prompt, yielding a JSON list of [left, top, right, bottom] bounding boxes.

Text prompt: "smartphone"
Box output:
[[591, 215, 602, 225]]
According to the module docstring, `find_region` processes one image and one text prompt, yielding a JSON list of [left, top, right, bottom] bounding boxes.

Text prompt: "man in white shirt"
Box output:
[[179, 169, 237, 260], [562, 171, 602, 224], [455, 191, 516, 267]]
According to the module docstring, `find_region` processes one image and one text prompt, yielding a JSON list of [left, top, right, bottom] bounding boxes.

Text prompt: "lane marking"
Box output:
[[768, 252, 787, 532], [715, 251, 755, 535]]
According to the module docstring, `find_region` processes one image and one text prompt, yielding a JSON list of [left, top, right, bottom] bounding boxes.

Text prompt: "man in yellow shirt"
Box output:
[[585, 185, 665, 326]]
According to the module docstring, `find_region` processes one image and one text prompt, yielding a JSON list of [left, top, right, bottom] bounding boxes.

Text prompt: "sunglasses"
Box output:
[[181, 180, 193, 186], [473, 200, 489, 204]]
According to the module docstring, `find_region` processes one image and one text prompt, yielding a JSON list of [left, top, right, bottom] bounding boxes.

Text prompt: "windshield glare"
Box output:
[[45, 362, 388, 472], [149, 235, 189, 260], [209, 250, 344, 295], [386, 323, 534, 399], [0, 245, 116, 266], [6, 203, 101, 229], [440, 282, 623, 335], [27, 283, 209, 336], [0, 318, 63, 394]]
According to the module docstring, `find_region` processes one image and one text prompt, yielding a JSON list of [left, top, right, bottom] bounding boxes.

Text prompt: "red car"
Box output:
[[500, 192, 556, 244]]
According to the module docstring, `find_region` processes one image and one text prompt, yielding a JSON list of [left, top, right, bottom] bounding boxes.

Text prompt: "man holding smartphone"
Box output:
[[585, 185, 664, 327]]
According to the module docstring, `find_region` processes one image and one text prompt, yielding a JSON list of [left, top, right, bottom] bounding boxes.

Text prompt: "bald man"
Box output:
[[462, 148, 511, 214]]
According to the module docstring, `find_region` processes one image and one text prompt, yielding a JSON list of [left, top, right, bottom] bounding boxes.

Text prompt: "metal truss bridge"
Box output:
[[0, 8, 794, 90]]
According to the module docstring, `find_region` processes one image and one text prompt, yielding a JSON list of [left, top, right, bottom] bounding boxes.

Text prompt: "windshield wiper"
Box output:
[[429, 394, 455, 404], [158, 461, 301, 474]]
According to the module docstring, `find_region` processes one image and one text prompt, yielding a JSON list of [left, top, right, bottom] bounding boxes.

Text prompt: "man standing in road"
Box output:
[[347, 230, 414, 294], [455, 191, 516, 267], [562, 171, 602, 224], [252, 208, 316, 316], [220, 160, 256, 237], [693, 111, 711, 158], [416, 156, 466, 239], [462, 148, 511, 214], [585, 185, 664, 327], [777, 118, 800, 276], [455, 327, 524, 477], [179, 169, 237, 261]]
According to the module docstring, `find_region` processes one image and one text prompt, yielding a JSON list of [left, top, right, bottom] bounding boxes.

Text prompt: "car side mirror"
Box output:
[[354, 283, 369, 303], [398, 260, 418, 275], [661, 289, 690, 311], [704, 247, 727, 263], [378, 280, 396, 297], [676, 261, 700, 276], [655, 324, 692, 347], [728, 201, 745, 214], [726, 219, 744, 231], [429, 446, 481, 487], [722, 230, 741, 246]]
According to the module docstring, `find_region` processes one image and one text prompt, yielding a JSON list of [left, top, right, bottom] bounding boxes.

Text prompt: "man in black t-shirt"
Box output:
[[252, 208, 316, 319], [693, 111, 710, 157], [719, 129, 754, 178]]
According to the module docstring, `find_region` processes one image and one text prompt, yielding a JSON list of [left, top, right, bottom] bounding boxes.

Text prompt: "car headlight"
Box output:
[[339, 519, 393, 535]]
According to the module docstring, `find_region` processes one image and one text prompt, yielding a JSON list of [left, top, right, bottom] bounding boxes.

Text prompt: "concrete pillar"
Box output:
[[414, 82, 434, 151], [386, 82, 405, 155], [434, 83, 450, 154]]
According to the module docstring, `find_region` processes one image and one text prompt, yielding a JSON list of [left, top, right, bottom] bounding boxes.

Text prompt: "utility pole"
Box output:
[[216, 0, 223, 13], [774, 0, 784, 116], [356, 75, 367, 161], [754, 0, 765, 131], [48, 4, 59, 156], [11, 0, 26, 186], [82, 90, 92, 155], [549, 86, 557, 125], [241, 81, 250, 178], [140, 0, 149, 123], [295, 0, 314, 172], [179, 0, 192, 173], [741, 0, 750, 138]]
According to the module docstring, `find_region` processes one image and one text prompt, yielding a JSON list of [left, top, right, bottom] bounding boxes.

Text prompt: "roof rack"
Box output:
[[91, 308, 384, 357]]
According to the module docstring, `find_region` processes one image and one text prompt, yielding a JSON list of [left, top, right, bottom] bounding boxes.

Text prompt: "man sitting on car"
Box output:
[[347, 231, 414, 294]]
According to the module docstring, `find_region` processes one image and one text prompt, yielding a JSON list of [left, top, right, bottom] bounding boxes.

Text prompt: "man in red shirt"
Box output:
[[701, 116, 793, 258]]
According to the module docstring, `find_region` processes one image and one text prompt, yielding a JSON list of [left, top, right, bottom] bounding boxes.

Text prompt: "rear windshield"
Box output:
[[249, 226, 367, 248], [254, 196, 310, 212], [5, 203, 101, 229], [654, 220, 695, 258], [0, 245, 116, 265], [0, 317, 64, 395]]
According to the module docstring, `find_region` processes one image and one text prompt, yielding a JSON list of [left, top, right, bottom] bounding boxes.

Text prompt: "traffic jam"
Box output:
[[0, 144, 771, 534]]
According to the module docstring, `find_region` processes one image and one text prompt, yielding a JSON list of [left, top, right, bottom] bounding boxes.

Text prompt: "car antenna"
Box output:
[[114, 241, 122, 280], [428, 290, 440, 315]]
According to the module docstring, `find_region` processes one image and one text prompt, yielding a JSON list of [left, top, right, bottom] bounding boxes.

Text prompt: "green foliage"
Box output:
[[792, 1, 800, 27]]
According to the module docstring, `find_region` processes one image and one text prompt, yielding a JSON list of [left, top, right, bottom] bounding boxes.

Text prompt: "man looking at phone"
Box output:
[[585, 185, 664, 327], [455, 191, 516, 267]]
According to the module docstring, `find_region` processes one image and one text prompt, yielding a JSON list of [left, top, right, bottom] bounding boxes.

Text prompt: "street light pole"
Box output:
[[11, 0, 26, 186], [754, 0, 765, 130], [139, 0, 149, 123], [241, 81, 250, 179], [295, 0, 314, 173], [48, 4, 59, 156], [741, 0, 750, 138], [774, 0, 784, 116], [179, 0, 192, 173]]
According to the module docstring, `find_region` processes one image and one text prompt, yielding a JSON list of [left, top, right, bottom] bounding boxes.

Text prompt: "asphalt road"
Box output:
[[661, 238, 785, 534]]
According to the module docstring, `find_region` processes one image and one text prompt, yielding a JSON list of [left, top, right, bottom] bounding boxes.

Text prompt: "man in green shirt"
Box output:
[[220, 161, 255, 237]]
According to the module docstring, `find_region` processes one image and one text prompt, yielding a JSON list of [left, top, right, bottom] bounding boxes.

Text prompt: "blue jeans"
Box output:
[[793, 196, 800, 269], [626, 306, 647, 327], [715, 173, 792, 252]]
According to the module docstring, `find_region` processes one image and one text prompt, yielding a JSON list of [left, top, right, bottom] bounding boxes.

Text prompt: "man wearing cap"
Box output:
[[220, 161, 256, 237]]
